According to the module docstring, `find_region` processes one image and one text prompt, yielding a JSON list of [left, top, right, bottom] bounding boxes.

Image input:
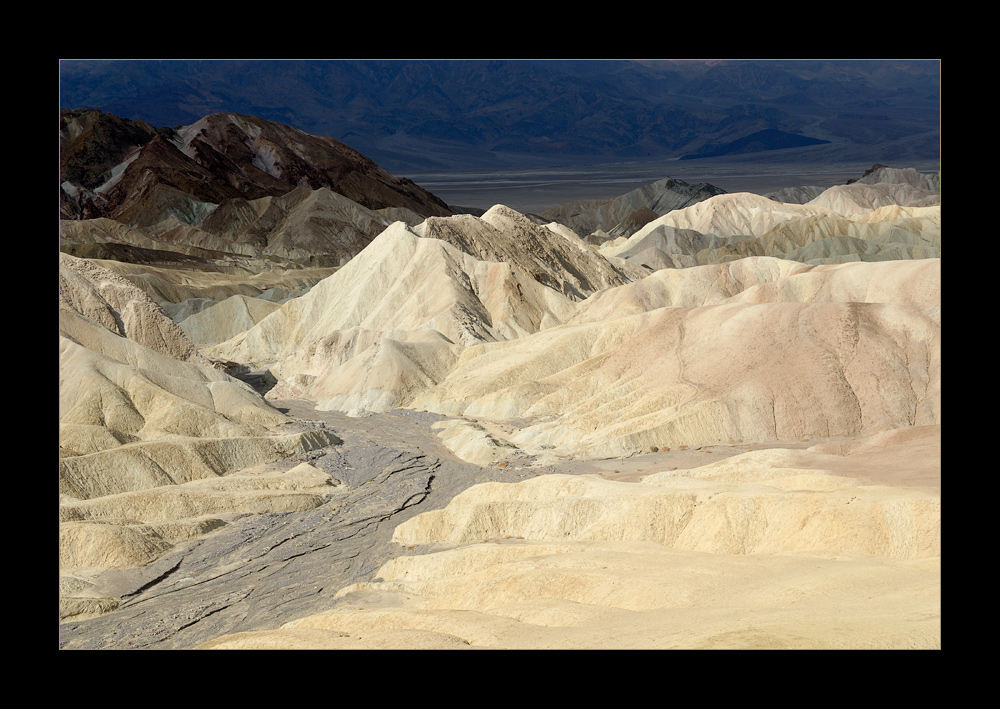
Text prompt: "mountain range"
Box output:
[[59, 110, 940, 275], [59, 59, 941, 172], [60, 109, 453, 268]]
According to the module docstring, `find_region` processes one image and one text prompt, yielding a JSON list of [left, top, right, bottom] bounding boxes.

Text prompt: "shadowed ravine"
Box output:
[[58, 401, 541, 650]]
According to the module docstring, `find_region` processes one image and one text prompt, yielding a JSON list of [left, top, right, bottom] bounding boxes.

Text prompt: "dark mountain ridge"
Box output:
[[681, 128, 831, 160], [59, 59, 941, 173], [60, 109, 453, 224]]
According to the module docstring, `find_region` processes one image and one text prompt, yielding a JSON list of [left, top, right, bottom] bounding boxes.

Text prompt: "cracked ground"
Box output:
[[58, 400, 541, 650]]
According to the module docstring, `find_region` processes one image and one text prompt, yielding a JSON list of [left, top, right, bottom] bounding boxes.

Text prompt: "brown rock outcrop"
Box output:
[[60, 109, 453, 227]]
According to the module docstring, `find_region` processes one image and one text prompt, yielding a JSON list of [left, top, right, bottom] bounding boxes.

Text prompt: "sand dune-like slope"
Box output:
[[566, 256, 939, 325], [205, 207, 643, 414], [753, 206, 940, 265], [857, 165, 940, 192], [805, 182, 939, 216], [600, 191, 939, 268], [59, 253, 203, 363], [80, 259, 336, 317], [59, 322, 338, 494], [641, 192, 835, 240], [60, 462, 342, 576], [199, 424, 939, 649], [205, 222, 547, 360], [268, 328, 466, 416], [565, 256, 807, 322], [410, 257, 939, 460], [178, 295, 283, 348], [540, 177, 727, 241], [392, 430, 940, 556], [764, 167, 939, 207], [59, 255, 341, 597], [604, 224, 731, 270], [59, 308, 338, 498], [201, 204, 938, 461], [414, 205, 644, 297]]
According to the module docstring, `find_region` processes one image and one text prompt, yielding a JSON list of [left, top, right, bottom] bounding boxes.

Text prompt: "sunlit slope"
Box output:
[[205, 207, 644, 414], [598, 188, 939, 268], [198, 425, 939, 650], [59, 254, 340, 598], [411, 257, 939, 458]]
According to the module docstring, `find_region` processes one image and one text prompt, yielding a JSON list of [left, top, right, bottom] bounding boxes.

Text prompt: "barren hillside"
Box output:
[[58, 124, 941, 649]]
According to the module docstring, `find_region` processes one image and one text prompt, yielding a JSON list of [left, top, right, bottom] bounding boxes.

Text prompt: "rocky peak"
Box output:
[[60, 110, 454, 226]]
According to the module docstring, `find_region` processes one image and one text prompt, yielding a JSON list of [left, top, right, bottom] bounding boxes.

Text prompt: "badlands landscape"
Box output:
[[58, 108, 940, 649]]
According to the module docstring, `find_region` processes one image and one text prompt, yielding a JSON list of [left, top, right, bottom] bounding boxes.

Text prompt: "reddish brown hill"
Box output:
[[177, 113, 452, 217], [60, 109, 169, 190], [98, 135, 249, 226], [60, 109, 453, 225]]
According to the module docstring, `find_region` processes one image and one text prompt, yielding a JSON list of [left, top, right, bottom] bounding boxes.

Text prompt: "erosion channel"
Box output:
[[58, 399, 541, 650]]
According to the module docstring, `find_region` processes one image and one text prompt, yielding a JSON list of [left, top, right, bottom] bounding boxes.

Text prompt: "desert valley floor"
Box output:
[[58, 139, 941, 649]]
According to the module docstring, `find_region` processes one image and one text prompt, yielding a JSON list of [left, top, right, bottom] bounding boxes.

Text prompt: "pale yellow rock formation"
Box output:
[[61, 188, 941, 647], [178, 294, 282, 348], [59, 252, 203, 363], [599, 194, 940, 267], [59, 463, 342, 572], [199, 425, 939, 649], [411, 258, 939, 459], [59, 254, 340, 589], [205, 210, 637, 413], [806, 182, 940, 215], [88, 259, 337, 307]]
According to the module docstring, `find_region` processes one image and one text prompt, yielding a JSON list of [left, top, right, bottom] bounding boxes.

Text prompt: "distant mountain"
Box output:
[[598, 167, 940, 270], [541, 177, 728, 242], [59, 110, 455, 268], [59, 59, 941, 172], [60, 109, 453, 225], [680, 128, 830, 160]]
